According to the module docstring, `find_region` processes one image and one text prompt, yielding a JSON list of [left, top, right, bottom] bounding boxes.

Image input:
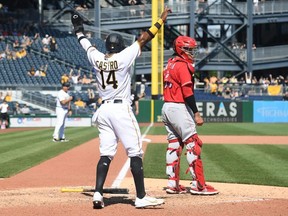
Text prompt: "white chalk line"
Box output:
[[111, 122, 153, 188]]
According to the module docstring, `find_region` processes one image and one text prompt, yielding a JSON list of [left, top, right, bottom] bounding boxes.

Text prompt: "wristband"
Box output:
[[147, 18, 164, 38]]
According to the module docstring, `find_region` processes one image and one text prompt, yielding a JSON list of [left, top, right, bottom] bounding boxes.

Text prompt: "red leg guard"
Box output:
[[185, 134, 206, 190], [166, 138, 184, 191]]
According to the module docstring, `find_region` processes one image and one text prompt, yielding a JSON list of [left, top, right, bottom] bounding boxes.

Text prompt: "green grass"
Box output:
[[143, 123, 288, 187], [1, 123, 288, 187], [147, 123, 288, 135], [0, 127, 98, 177], [143, 143, 288, 187]]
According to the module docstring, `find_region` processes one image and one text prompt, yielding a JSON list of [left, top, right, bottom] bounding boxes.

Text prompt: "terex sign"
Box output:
[[196, 101, 242, 122]]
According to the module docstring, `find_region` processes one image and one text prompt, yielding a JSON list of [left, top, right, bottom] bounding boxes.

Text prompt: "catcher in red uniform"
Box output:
[[161, 36, 219, 195]]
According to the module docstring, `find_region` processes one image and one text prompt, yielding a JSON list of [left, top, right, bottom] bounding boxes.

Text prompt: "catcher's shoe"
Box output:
[[135, 195, 165, 208], [52, 138, 61, 142], [93, 192, 104, 209], [166, 185, 187, 194], [190, 181, 219, 195]]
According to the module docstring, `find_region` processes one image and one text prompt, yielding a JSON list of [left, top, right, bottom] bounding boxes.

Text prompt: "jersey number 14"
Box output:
[[100, 70, 118, 89]]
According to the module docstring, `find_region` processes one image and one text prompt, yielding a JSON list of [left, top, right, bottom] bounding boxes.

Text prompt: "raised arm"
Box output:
[[71, 13, 95, 52], [137, 6, 172, 49]]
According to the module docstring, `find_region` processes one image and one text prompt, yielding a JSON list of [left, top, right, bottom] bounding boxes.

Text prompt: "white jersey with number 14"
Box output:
[[87, 42, 141, 103]]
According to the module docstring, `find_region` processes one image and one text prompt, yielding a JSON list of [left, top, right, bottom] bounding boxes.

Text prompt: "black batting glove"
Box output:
[[71, 12, 84, 34]]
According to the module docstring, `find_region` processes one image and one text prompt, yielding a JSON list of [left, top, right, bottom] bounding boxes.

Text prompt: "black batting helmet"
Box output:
[[105, 33, 125, 53], [62, 82, 70, 87]]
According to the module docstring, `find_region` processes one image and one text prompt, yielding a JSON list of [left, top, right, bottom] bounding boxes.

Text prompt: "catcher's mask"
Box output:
[[105, 33, 125, 54], [173, 36, 198, 61]]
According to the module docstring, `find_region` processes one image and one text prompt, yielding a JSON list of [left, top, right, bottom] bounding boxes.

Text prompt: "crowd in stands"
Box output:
[[60, 68, 96, 85], [0, 89, 12, 102], [27, 65, 48, 77], [202, 72, 288, 100]]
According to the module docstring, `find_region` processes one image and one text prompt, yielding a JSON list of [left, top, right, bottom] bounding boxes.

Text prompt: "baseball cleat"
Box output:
[[134, 195, 165, 208], [52, 138, 61, 142], [190, 182, 219, 195], [166, 185, 187, 194], [60, 138, 69, 142], [93, 192, 104, 209]]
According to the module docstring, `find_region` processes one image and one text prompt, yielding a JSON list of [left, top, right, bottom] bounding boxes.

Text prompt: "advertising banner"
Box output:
[[253, 101, 288, 122], [10, 117, 92, 127], [197, 101, 243, 122], [10, 117, 51, 127]]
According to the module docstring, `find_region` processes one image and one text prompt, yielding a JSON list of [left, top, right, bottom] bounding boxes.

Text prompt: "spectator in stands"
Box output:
[[252, 76, 258, 84], [216, 78, 226, 96], [245, 71, 252, 84], [283, 92, 288, 101], [0, 100, 9, 129], [0, 50, 6, 60], [139, 0, 146, 18], [5, 44, 16, 60], [89, 72, 96, 84], [50, 37, 58, 52], [254, 0, 260, 14], [74, 97, 86, 108], [61, 73, 70, 84], [32, 33, 40, 43], [42, 34, 51, 53], [4, 90, 12, 102], [15, 48, 27, 59], [13, 102, 21, 115], [128, 0, 137, 16], [87, 88, 96, 106], [197, 0, 206, 14], [69, 68, 81, 85], [13, 40, 20, 49], [230, 90, 239, 100], [20, 35, 33, 49], [33, 65, 48, 77], [223, 86, 232, 99], [42, 34, 51, 46], [42, 45, 50, 53], [229, 76, 238, 84], [278, 75, 286, 87], [39, 64, 48, 77], [27, 67, 36, 76], [0, 92, 4, 101], [20, 104, 31, 115], [81, 74, 92, 85], [203, 77, 210, 93]]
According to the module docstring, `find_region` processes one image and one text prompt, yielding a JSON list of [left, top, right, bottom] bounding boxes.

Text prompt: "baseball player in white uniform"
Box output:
[[0, 100, 9, 129], [71, 6, 171, 209], [53, 82, 73, 142]]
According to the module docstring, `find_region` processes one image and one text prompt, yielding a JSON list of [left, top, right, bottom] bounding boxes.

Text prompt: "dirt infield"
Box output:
[[0, 128, 287, 216]]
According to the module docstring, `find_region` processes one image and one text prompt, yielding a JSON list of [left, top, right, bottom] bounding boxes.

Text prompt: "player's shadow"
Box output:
[[81, 193, 165, 209], [82, 193, 134, 206]]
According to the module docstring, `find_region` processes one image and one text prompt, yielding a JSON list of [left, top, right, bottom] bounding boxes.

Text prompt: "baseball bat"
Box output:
[[61, 187, 129, 194]]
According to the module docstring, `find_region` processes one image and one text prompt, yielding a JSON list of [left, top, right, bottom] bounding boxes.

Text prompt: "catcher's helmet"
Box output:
[[105, 33, 125, 53], [173, 36, 198, 61]]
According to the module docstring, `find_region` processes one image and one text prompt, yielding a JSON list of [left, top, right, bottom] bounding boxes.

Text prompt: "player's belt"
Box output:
[[102, 99, 123, 104]]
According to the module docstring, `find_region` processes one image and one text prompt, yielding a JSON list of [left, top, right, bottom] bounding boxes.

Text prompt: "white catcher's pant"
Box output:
[[53, 107, 68, 139], [92, 101, 143, 159]]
